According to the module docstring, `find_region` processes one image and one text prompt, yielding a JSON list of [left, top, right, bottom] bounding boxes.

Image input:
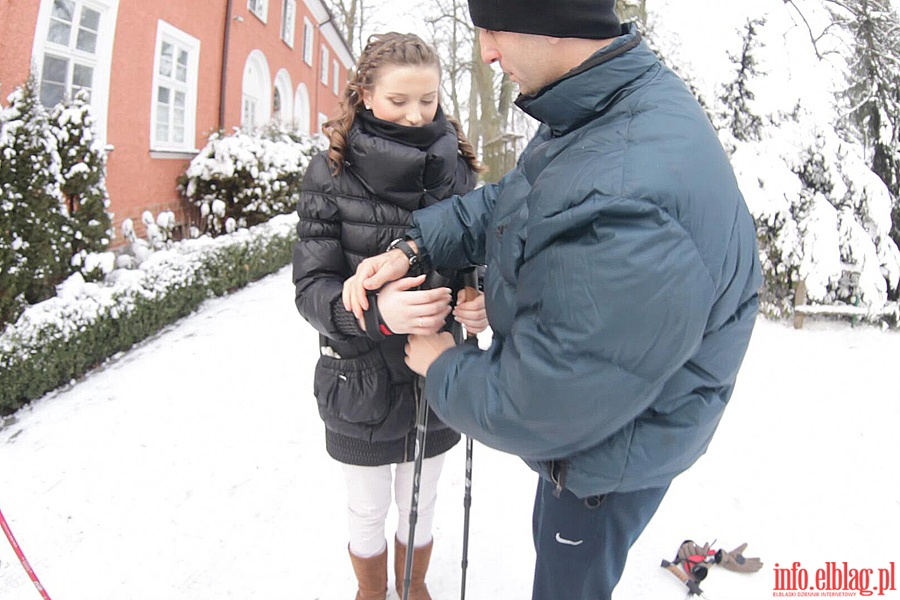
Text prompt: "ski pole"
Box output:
[[460, 436, 473, 600], [0, 506, 53, 600], [403, 378, 429, 600], [459, 272, 479, 600]]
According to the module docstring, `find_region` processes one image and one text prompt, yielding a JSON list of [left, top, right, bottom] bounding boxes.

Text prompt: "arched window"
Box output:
[[293, 82, 310, 134], [241, 50, 271, 130], [273, 68, 293, 125]]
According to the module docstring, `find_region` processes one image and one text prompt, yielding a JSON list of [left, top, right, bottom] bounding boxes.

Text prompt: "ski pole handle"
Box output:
[[661, 559, 706, 597], [460, 268, 479, 343]]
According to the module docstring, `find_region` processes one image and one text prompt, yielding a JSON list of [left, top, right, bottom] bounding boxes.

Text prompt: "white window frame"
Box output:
[[242, 95, 259, 130], [332, 58, 340, 95], [241, 49, 272, 131], [149, 20, 200, 153], [32, 0, 120, 142], [302, 18, 314, 66], [294, 82, 310, 134], [280, 0, 296, 47], [273, 68, 292, 124], [320, 45, 329, 85], [317, 111, 328, 133], [248, 0, 267, 22]]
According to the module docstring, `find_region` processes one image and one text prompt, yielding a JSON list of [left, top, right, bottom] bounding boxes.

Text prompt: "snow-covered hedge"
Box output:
[[0, 214, 298, 415], [178, 125, 326, 236]]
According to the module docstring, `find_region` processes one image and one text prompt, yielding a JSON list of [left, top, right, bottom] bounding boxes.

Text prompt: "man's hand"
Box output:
[[342, 246, 416, 319], [405, 332, 455, 377], [454, 288, 488, 335], [377, 276, 452, 335]]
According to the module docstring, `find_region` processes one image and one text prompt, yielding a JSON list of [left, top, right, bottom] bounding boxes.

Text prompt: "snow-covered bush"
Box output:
[[0, 214, 298, 415], [178, 124, 326, 236]]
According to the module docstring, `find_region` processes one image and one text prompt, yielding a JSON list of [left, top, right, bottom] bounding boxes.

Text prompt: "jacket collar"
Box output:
[[357, 106, 449, 150], [345, 113, 462, 208], [515, 23, 655, 136]]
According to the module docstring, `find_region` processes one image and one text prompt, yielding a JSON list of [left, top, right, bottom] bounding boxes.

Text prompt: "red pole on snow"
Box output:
[[0, 506, 53, 600]]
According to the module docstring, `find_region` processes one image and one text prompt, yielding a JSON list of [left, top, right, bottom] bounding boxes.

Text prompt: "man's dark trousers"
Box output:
[[531, 477, 669, 599]]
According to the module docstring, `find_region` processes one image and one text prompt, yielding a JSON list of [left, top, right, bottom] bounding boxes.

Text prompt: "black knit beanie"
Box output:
[[467, 0, 621, 39]]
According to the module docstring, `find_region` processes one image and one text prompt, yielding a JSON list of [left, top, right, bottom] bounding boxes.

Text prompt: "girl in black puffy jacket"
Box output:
[[291, 32, 487, 600]]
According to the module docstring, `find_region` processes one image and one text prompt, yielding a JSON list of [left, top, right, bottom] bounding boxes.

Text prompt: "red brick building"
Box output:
[[0, 0, 352, 241]]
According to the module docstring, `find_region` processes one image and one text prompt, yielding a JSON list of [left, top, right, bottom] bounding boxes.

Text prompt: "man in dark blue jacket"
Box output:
[[343, 1, 762, 597]]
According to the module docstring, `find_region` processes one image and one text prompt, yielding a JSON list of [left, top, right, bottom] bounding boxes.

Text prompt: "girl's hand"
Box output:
[[377, 275, 452, 335], [454, 288, 488, 335], [342, 246, 416, 319]]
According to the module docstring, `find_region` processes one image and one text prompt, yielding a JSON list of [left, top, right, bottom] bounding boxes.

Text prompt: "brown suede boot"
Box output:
[[393, 536, 433, 600], [348, 544, 388, 600]]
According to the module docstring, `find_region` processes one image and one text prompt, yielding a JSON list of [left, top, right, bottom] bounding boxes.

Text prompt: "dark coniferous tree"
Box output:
[[830, 0, 900, 266], [0, 77, 70, 328]]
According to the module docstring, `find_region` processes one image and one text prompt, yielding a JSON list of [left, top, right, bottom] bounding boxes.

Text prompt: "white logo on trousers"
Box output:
[[555, 533, 584, 546]]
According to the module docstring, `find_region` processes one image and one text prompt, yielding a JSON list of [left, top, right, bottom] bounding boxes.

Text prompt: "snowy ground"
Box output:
[[1, 266, 898, 600]]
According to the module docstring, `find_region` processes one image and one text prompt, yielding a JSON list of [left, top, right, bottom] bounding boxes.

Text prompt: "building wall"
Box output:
[[0, 2, 42, 93], [105, 2, 228, 240], [0, 0, 352, 245]]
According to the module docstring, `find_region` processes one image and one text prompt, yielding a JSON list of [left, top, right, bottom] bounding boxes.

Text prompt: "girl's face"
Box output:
[[362, 64, 440, 127]]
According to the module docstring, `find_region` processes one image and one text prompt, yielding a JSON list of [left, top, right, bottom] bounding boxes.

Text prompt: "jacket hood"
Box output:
[[516, 23, 654, 136]]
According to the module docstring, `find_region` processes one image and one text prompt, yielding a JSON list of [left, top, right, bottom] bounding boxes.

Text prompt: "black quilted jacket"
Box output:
[[292, 111, 476, 466]]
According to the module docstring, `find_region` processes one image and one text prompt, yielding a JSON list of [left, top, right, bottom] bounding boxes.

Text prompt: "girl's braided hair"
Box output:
[[323, 32, 484, 175]]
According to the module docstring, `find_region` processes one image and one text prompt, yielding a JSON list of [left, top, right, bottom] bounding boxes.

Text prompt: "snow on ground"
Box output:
[[1, 266, 898, 600]]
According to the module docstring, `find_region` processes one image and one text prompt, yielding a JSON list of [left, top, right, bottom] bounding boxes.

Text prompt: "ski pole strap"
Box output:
[[363, 291, 395, 341]]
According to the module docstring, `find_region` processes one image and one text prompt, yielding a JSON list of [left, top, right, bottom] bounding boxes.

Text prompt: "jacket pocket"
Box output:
[[314, 347, 390, 425]]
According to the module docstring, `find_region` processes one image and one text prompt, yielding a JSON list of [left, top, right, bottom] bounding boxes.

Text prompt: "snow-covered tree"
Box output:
[[732, 106, 900, 316], [323, 0, 371, 56], [616, 0, 646, 24], [50, 90, 113, 277], [828, 0, 900, 266], [716, 17, 766, 143], [0, 77, 70, 327]]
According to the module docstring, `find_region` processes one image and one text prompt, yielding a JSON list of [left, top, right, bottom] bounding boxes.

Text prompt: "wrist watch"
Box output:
[[387, 238, 420, 270]]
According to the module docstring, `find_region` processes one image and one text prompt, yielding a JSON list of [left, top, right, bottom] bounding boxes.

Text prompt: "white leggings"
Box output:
[[342, 453, 446, 557]]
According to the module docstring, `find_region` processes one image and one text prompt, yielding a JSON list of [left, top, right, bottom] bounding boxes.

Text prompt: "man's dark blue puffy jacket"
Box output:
[[407, 25, 762, 499]]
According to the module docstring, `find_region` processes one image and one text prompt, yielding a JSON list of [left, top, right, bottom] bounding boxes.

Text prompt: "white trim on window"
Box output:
[[302, 18, 314, 66], [317, 111, 328, 133], [248, 0, 268, 23], [294, 82, 310, 134], [241, 49, 272, 130], [332, 58, 339, 95], [31, 0, 120, 142], [320, 45, 329, 85], [149, 20, 200, 153], [280, 0, 296, 47], [273, 68, 293, 124]]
